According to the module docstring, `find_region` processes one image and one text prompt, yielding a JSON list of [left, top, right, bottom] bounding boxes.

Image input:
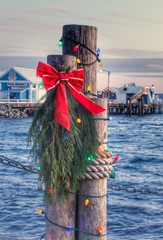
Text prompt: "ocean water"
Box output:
[[0, 115, 162, 240]]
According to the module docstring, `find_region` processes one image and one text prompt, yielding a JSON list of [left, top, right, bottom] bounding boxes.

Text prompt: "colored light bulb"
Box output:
[[114, 156, 120, 162], [84, 199, 90, 206], [107, 146, 111, 151], [87, 85, 92, 92], [97, 226, 103, 234], [66, 224, 74, 232], [107, 196, 110, 204], [76, 58, 81, 63], [87, 153, 97, 162], [39, 80, 44, 87], [110, 171, 116, 179], [36, 208, 43, 214], [96, 48, 100, 55], [58, 38, 63, 47], [73, 45, 79, 51], [76, 118, 81, 123], [87, 156, 92, 161], [48, 188, 53, 194], [37, 166, 41, 171], [98, 61, 103, 67], [98, 145, 103, 152]]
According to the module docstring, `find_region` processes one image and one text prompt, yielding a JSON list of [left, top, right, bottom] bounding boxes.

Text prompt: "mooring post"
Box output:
[[62, 24, 97, 95], [62, 24, 108, 240], [45, 55, 77, 240], [78, 98, 108, 240]]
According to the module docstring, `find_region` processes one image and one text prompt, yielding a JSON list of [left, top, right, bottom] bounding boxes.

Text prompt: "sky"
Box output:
[[0, 0, 163, 92]]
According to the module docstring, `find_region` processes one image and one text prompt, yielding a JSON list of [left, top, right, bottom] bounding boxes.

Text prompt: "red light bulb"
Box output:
[[48, 188, 53, 194], [114, 156, 120, 162], [73, 45, 79, 51]]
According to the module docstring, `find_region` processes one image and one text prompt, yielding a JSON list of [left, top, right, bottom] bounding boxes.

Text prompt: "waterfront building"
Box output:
[[98, 82, 157, 105], [98, 82, 162, 115], [0, 67, 46, 102]]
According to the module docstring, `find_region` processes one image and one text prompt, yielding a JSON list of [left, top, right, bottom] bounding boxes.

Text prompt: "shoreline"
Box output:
[[0, 104, 34, 118]]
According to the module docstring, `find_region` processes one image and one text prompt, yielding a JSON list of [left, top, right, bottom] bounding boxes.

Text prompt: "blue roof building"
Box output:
[[0, 67, 45, 102]]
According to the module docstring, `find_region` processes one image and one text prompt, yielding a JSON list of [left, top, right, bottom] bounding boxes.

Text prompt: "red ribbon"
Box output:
[[37, 62, 106, 131]]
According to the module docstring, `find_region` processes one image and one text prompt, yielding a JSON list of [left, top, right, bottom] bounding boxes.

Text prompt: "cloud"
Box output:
[[41, 5, 72, 15], [101, 58, 163, 73], [122, 73, 163, 78], [102, 48, 163, 58], [147, 64, 163, 70], [0, 16, 55, 35], [101, 10, 163, 27]]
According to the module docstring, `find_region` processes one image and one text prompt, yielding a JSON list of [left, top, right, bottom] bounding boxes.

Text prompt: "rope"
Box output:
[[82, 150, 115, 180]]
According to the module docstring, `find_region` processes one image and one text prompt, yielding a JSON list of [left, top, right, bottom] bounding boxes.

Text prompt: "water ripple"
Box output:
[[0, 115, 163, 239]]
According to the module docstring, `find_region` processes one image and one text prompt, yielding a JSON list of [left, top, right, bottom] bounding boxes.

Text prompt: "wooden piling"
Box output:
[[62, 24, 108, 240], [78, 99, 108, 240], [45, 55, 77, 240], [62, 24, 97, 94]]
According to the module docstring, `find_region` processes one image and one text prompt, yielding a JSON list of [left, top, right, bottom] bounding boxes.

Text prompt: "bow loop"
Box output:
[[37, 62, 105, 131]]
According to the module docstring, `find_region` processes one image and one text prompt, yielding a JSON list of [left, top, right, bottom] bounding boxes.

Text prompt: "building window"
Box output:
[[8, 70, 16, 81]]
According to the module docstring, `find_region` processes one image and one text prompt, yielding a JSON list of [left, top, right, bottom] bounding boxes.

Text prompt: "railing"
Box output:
[[0, 99, 37, 103], [154, 98, 162, 104], [130, 88, 145, 104]]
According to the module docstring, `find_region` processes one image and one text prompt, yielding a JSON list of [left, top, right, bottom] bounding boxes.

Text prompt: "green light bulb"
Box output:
[[39, 80, 44, 87], [37, 166, 41, 171], [110, 171, 116, 179], [58, 38, 63, 47], [87, 155, 93, 162], [107, 146, 111, 151]]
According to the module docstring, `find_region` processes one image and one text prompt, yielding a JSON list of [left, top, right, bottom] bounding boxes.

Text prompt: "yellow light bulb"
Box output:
[[76, 118, 81, 123], [36, 208, 43, 214], [87, 85, 92, 92], [98, 61, 103, 67], [84, 199, 90, 206], [98, 145, 103, 152], [76, 58, 81, 63]]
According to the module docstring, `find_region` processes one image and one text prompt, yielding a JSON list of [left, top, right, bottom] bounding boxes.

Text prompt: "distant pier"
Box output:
[[0, 100, 37, 108], [108, 101, 162, 116]]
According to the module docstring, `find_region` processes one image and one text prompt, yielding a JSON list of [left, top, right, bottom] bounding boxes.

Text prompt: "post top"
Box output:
[[47, 54, 76, 58], [63, 24, 97, 30]]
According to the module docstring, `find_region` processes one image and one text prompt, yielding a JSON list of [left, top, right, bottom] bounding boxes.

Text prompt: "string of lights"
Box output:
[[1, 154, 162, 240], [65, 189, 108, 199], [0, 155, 162, 196], [36, 208, 107, 237], [94, 117, 111, 121], [58, 36, 103, 67]]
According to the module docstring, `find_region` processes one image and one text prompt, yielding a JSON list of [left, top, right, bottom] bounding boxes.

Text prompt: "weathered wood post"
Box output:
[[78, 98, 108, 240], [62, 24, 97, 95], [62, 24, 108, 240], [45, 55, 77, 240]]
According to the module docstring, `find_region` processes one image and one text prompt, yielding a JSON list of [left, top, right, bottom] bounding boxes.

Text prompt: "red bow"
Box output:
[[37, 62, 105, 131]]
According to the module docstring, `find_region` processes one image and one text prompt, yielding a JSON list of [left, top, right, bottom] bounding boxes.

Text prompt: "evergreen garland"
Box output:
[[28, 86, 98, 202]]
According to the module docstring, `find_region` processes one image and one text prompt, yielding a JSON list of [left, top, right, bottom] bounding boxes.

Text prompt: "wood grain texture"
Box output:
[[46, 193, 76, 240], [78, 178, 107, 240], [95, 99, 108, 150], [78, 99, 108, 240], [62, 25, 97, 94], [47, 54, 77, 72], [46, 55, 76, 240]]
